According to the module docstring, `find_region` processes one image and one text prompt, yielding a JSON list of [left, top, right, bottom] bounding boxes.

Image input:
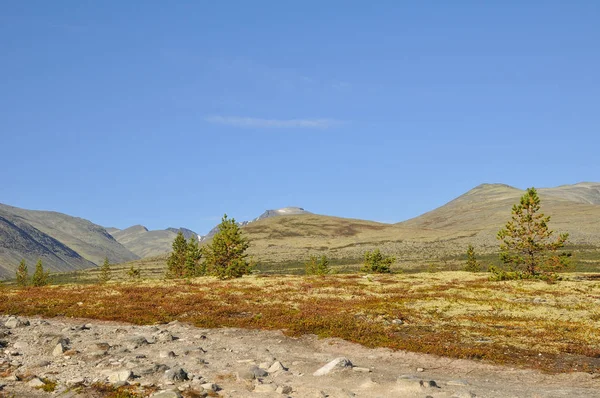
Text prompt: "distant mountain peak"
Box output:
[[201, 207, 312, 241], [166, 227, 199, 241]]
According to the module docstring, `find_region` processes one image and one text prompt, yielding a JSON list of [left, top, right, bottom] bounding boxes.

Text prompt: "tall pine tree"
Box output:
[[202, 214, 252, 279], [184, 236, 203, 277], [99, 257, 112, 283], [497, 187, 570, 277], [31, 259, 50, 287], [166, 231, 188, 278], [16, 259, 29, 288]]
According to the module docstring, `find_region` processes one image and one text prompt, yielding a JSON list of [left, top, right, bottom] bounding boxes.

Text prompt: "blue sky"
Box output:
[[1, 1, 598, 235]]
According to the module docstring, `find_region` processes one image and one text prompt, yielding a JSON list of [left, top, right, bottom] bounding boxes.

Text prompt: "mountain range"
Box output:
[[1, 182, 599, 278]]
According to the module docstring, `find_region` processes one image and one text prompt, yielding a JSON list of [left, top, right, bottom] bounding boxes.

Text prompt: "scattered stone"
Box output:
[[27, 377, 46, 388], [164, 367, 188, 382], [67, 377, 85, 385], [156, 331, 175, 342], [352, 367, 371, 373], [251, 366, 269, 378], [108, 369, 132, 384], [391, 319, 404, 325], [125, 336, 149, 350], [268, 360, 287, 373], [200, 382, 218, 391], [422, 380, 440, 388], [5, 317, 29, 329], [313, 357, 353, 376], [416, 367, 425, 372], [53, 342, 66, 357], [160, 350, 176, 358], [276, 385, 293, 394]]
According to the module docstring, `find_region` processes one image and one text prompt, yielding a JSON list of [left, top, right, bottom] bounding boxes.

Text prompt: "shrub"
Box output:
[[362, 249, 394, 273]]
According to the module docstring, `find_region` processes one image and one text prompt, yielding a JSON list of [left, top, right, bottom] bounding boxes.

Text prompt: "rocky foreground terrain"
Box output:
[[0, 315, 599, 398]]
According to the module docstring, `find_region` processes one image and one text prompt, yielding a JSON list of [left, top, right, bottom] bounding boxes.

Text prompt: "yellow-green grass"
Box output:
[[2, 272, 600, 374]]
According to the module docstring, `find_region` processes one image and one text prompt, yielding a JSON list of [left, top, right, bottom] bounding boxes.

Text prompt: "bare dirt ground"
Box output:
[[1, 315, 599, 398]]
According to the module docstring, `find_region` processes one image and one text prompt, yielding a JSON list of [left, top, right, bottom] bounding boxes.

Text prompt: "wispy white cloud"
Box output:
[[205, 116, 345, 129]]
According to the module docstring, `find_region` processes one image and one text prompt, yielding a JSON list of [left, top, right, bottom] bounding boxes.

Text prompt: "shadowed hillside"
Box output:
[[0, 204, 138, 278]]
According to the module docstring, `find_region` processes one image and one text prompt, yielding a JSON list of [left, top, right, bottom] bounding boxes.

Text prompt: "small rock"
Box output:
[[268, 361, 287, 373], [392, 319, 404, 325], [276, 385, 293, 394], [156, 331, 175, 342], [5, 318, 29, 329], [164, 367, 188, 382], [125, 336, 149, 350], [27, 377, 46, 388], [34, 360, 51, 368], [108, 370, 132, 384], [422, 380, 440, 388], [67, 377, 85, 385], [352, 367, 371, 373], [416, 367, 425, 372], [160, 351, 176, 358], [53, 342, 66, 357], [313, 357, 353, 376], [251, 366, 269, 378], [200, 382, 218, 391]]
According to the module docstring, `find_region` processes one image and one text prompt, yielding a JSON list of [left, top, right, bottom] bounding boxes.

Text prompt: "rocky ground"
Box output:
[[0, 315, 599, 398]]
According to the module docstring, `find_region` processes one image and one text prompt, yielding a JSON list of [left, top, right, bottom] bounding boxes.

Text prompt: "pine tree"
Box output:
[[127, 265, 141, 279], [497, 187, 570, 278], [464, 244, 481, 272], [166, 231, 188, 278], [16, 259, 29, 288], [202, 214, 252, 279], [31, 259, 50, 287], [184, 236, 203, 277], [99, 257, 112, 283], [305, 255, 330, 276], [362, 249, 395, 273]]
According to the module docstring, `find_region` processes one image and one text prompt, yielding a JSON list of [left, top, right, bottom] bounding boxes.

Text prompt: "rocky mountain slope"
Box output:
[[0, 204, 138, 279]]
